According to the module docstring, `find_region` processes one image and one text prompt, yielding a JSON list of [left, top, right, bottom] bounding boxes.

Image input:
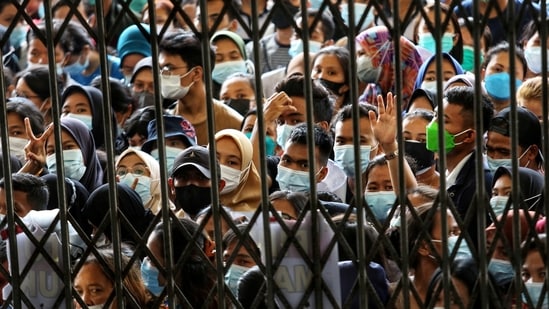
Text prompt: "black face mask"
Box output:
[[404, 140, 435, 173], [271, 3, 299, 29], [174, 185, 212, 217], [225, 98, 250, 116], [318, 78, 345, 95]]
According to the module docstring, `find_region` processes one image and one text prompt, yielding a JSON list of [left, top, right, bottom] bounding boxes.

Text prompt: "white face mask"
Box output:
[[220, 164, 243, 194], [160, 68, 195, 99], [276, 124, 297, 151], [8, 136, 29, 162]]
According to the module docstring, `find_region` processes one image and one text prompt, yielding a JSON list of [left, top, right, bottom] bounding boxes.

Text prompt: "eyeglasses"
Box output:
[[116, 164, 149, 177], [160, 65, 188, 76], [12, 90, 40, 100]]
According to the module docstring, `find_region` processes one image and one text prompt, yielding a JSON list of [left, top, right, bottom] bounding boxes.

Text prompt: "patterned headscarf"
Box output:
[[356, 26, 423, 107]]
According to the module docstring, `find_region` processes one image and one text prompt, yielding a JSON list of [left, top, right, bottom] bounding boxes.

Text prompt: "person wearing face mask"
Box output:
[[355, 26, 423, 108], [5, 98, 44, 164], [141, 115, 196, 175], [521, 19, 549, 78], [240, 109, 280, 156], [485, 210, 537, 302], [222, 224, 260, 297], [210, 31, 254, 99], [211, 129, 261, 211], [521, 234, 549, 308], [490, 166, 544, 221], [481, 42, 527, 113], [288, 8, 335, 58], [221, 73, 256, 116], [458, 16, 491, 72], [402, 109, 439, 189], [425, 86, 494, 249], [115, 148, 175, 215], [116, 24, 152, 86], [245, 0, 298, 74], [168, 146, 225, 219], [485, 106, 543, 174], [413, 53, 464, 97], [311, 46, 351, 113], [159, 30, 243, 146]]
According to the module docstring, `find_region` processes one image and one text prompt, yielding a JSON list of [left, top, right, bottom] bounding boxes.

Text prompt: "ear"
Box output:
[[417, 241, 430, 257], [218, 179, 226, 192], [228, 19, 238, 32], [204, 238, 216, 258], [464, 129, 476, 143], [524, 144, 539, 165], [322, 39, 334, 48], [316, 165, 328, 183], [168, 177, 175, 194], [315, 120, 330, 132], [192, 66, 203, 82]]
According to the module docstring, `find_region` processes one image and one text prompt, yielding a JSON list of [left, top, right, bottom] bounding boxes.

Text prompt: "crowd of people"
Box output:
[[0, 0, 547, 307]]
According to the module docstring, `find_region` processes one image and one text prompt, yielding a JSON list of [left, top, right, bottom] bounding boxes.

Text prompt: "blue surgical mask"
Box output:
[[224, 264, 250, 296], [276, 165, 317, 192], [141, 258, 164, 297], [212, 60, 248, 84], [276, 124, 297, 150], [288, 39, 322, 58], [523, 282, 549, 308], [448, 235, 472, 258], [340, 3, 374, 31], [9, 25, 27, 49], [63, 55, 90, 76], [119, 174, 152, 205], [488, 258, 515, 286], [484, 72, 523, 101], [310, 0, 323, 9], [65, 113, 93, 130], [417, 32, 454, 54], [364, 191, 396, 223], [244, 132, 277, 156], [489, 195, 509, 218], [486, 156, 512, 174], [151, 146, 182, 174], [46, 149, 87, 181], [333, 144, 374, 178]]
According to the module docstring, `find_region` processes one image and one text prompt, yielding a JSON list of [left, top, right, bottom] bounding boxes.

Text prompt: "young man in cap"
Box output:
[[168, 145, 225, 219]]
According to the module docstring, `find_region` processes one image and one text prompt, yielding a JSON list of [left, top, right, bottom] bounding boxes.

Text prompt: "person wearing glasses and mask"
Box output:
[[158, 30, 243, 146]]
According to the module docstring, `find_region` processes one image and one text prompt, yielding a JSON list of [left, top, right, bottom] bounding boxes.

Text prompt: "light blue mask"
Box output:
[[488, 258, 515, 286], [288, 39, 322, 58], [66, 113, 93, 130], [448, 235, 472, 258], [244, 132, 276, 156], [224, 264, 250, 296], [276, 124, 297, 151], [46, 149, 87, 181], [365, 191, 396, 223], [9, 25, 27, 49], [523, 282, 549, 308], [340, 3, 374, 31], [276, 165, 313, 192], [486, 156, 512, 174], [489, 195, 509, 219], [64, 55, 90, 76], [212, 60, 248, 84], [151, 146, 182, 173], [417, 32, 454, 54], [484, 72, 523, 101], [119, 174, 152, 205], [310, 0, 324, 9], [141, 259, 164, 297], [333, 144, 373, 178]]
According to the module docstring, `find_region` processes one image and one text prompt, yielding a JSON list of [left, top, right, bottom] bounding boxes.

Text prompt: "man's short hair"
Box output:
[[444, 86, 494, 133], [296, 8, 335, 42], [334, 103, 378, 124], [159, 29, 216, 71], [274, 75, 334, 123], [0, 173, 49, 212], [287, 123, 333, 166]]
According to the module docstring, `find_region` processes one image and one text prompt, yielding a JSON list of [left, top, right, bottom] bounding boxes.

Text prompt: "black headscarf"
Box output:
[[82, 183, 154, 244], [492, 166, 545, 213]]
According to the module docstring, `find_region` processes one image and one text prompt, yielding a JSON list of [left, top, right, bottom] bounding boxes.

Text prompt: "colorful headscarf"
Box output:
[[356, 26, 423, 107]]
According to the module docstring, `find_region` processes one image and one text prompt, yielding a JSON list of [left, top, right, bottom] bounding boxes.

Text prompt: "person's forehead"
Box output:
[[486, 130, 510, 145]]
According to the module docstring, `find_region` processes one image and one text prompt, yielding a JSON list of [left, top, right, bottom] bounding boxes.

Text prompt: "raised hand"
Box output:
[[20, 117, 53, 175], [369, 92, 398, 151], [262, 91, 295, 124]]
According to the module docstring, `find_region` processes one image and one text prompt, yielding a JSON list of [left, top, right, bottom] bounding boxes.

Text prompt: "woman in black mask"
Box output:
[[311, 46, 351, 114], [402, 109, 439, 189]]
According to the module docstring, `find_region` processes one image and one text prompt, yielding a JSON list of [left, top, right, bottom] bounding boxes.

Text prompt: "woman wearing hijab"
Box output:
[[212, 129, 261, 211], [82, 183, 155, 254], [355, 25, 423, 108], [490, 166, 545, 220], [413, 52, 464, 96], [115, 148, 175, 214]]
